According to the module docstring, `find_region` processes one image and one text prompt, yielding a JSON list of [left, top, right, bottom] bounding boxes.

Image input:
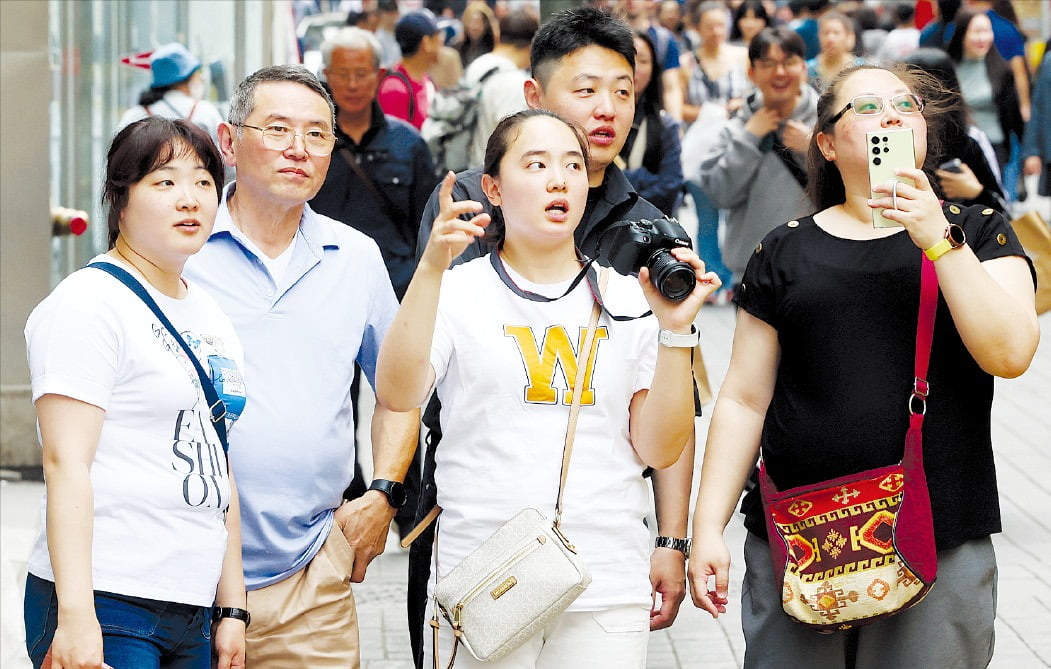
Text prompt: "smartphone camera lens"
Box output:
[[872, 148, 880, 155], [872, 137, 880, 144], [873, 157, 882, 165]]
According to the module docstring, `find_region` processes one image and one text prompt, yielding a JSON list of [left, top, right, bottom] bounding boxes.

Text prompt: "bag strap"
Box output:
[[554, 268, 606, 530], [761, 252, 938, 491], [907, 254, 938, 435], [430, 512, 459, 669], [87, 261, 229, 453], [339, 146, 387, 209], [380, 69, 416, 122], [429, 268, 607, 669], [336, 146, 413, 249], [772, 134, 808, 190], [400, 265, 618, 548]]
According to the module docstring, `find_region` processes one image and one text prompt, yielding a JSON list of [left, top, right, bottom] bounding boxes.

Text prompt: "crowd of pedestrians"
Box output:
[[19, 1, 1047, 668]]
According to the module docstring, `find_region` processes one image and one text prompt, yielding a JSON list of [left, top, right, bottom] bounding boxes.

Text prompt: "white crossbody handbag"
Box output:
[[429, 271, 607, 667]]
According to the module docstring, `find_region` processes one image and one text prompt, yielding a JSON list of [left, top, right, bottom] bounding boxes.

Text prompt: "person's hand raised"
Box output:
[[744, 107, 783, 140], [780, 119, 812, 155], [418, 172, 491, 274]]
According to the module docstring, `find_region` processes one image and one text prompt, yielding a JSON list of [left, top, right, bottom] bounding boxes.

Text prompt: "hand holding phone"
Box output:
[[936, 159, 983, 201], [867, 129, 916, 228]]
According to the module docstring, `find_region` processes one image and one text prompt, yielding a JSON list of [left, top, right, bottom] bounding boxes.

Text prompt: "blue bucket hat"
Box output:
[[150, 43, 201, 88]]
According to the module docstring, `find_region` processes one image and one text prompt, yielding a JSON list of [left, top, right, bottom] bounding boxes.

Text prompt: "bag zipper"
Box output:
[[451, 534, 547, 627]]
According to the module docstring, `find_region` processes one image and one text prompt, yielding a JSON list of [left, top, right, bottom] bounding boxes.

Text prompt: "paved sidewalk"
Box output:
[[3, 305, 1049, 669]]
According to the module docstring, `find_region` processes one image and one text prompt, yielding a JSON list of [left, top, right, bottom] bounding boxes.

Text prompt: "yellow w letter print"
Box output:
[[503, 325, 608, 405]]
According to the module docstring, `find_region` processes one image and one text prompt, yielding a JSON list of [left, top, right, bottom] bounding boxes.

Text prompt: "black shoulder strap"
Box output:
[[337, 146, 412, 247], [380, 69, 417, 122], [478, 64, 503, 85], [773, 135, 808, 190], [487, 251, 649, 321], [87, 262, 228, 453]]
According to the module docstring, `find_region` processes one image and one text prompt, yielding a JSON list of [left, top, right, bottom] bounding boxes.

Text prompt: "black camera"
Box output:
[[598, 217, 695, 301]]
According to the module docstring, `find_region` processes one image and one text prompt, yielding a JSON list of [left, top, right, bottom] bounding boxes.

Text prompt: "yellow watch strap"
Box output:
[[924, 237, 953, 262]]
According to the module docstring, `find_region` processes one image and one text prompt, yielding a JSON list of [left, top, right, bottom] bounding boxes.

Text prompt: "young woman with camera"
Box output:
[[688, 64, 1037, 667], [376, 109, 719, 667]]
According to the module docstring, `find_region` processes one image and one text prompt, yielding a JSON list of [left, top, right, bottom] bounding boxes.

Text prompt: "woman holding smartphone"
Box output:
[[687, 64, 1038, 668], [376, 109, 719, 667], [23, 117, 247, 669]]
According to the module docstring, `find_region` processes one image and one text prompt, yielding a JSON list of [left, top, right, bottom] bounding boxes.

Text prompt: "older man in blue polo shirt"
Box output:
[[184, 64, 419, 666]]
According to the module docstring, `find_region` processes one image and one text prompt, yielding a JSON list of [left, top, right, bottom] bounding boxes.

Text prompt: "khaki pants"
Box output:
[[246, 524, 360, 667]]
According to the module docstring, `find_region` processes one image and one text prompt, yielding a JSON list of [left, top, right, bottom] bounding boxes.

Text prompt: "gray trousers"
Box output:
[[742, 533, 997, 669]]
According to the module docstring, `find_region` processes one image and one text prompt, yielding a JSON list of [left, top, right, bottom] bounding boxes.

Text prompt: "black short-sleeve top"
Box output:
[[735, 203, 1036, 550]]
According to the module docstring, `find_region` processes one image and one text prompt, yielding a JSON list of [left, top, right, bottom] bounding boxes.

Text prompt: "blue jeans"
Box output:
[[24, 573, 212, 668], [687, 182, 733, 290]]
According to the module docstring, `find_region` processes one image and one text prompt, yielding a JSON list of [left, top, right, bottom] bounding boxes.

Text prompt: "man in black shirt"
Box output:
[[312, 27, 437, 299]]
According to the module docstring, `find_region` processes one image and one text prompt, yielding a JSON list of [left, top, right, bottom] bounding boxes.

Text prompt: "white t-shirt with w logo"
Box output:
[[429, 256, 658, 611]]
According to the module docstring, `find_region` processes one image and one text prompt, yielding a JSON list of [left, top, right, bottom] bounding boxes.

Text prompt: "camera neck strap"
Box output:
[[488, 250, 649, 322]]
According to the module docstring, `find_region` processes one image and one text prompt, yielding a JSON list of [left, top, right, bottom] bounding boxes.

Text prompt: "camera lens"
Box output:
[[648, 250, 695, 301]]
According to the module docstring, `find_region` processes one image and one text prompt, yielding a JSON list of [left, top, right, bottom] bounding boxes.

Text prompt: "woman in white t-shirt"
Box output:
[[376, 109, 721, 668], [23, 117, 247, 669]]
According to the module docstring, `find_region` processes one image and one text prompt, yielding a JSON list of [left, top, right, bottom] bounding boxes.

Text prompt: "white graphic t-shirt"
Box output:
[[25, 256, 244, 607], [430, 256, 659, 611]]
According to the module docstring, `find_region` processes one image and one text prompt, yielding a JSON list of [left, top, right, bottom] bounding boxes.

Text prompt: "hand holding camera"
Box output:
[[597, 217, 721, 330]]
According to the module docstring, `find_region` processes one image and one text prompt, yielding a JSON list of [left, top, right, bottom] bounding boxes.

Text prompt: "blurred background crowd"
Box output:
[[1, 0, 1049, 474]]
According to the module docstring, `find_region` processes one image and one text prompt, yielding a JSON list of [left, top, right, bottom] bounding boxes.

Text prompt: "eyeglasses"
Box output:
[[326, 69, 375, 84], [829, 94, 925, 125], [235, 123, 336, 155], [753, 56, 805, 71]]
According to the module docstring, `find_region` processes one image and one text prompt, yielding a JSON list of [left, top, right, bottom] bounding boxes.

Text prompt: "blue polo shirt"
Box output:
[[183, 183, 399, 588]]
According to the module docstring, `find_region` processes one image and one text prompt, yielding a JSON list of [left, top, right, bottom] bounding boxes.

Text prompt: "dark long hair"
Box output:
[[481, 109, 591, 245], [104, 117, 225, 247], [458, 2, 497, 67], [619, 30, 665, 176], [805, 64, 948, 210], [138, 83, 176, 107], [945, 8, 1011, 81], [729, 0, 770, 43]]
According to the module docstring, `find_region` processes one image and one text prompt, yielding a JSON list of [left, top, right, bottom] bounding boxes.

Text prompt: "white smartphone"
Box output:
[[867, 128, 916, 228]]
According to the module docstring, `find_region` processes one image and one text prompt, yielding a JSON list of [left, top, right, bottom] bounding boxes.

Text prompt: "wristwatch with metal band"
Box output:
[[658, 326, 699, 348], [368, 478, 407, 509], [655, 535, 692, 558], [924, 223, 966, 262], [213, 606, 251, 628]]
